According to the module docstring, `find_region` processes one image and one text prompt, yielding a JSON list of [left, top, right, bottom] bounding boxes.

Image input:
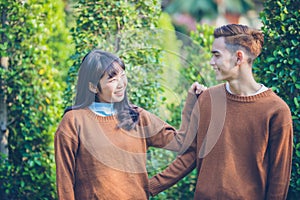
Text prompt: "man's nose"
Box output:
[[210, 58, 215, 66]]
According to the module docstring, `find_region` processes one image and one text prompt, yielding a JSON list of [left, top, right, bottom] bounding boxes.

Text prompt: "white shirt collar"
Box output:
[[225, 82, 268, 96]]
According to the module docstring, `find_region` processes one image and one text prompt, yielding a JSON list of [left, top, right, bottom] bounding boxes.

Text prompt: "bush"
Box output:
[[149, 24, 216, 200], [64, 0, 164, 113], [0, 0, 72, 199], [253, 0, 300, 198]]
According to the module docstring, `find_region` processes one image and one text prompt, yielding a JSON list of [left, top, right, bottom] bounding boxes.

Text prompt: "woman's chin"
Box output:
[[112, 95, 125, 102]]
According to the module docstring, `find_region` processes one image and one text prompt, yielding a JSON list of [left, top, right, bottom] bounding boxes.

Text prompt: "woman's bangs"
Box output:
[[106, 60, 125, 78]]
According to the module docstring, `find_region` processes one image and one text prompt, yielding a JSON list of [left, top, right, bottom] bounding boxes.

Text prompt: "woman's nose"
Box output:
[[117, 77, 126, 88], [117, 80, 123, 88]]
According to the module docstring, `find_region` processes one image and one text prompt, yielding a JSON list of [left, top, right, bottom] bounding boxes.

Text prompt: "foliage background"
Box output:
[[0, 0, 299, 199], [0, 0, 73, 199], [253, 0, 300, 198], [64, 0, 164, 113]]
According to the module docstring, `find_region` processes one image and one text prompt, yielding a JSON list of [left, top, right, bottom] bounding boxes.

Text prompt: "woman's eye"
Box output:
[[108, 78, 117, 82]]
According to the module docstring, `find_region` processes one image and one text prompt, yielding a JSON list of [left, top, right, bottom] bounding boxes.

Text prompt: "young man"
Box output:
[[149, 24, 293, 199]]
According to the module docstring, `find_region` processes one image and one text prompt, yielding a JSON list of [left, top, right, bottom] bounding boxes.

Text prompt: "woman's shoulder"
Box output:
[[129, 104, 166, 128], [130, 104, 153, 117], [129, 104, 143, 113], [61, 107, 90, 123]]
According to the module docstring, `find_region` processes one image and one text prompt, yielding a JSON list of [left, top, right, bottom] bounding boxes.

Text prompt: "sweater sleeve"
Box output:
[[146, 91, 198, 151], [54, 112, 79, 200], [266, 106, 293, 200], [149, 139, 197, 196], [148, 98, 201, 196]]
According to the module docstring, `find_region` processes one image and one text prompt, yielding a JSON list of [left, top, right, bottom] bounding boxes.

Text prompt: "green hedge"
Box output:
[[0, 0, 72, 199], [64, 0, 164, 113], [149, 24, 216, 200], [1, 0, 298, 199], [253, 0, 300, 198]]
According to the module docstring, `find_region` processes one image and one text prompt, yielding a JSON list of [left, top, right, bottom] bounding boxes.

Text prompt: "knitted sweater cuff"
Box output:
[[186, 91, 198, 106], [149, 177, 163, 197]]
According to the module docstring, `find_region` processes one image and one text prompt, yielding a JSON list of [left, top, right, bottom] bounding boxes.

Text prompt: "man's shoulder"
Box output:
[[266, 91, 293, 129], [268, 91, 291, 113]]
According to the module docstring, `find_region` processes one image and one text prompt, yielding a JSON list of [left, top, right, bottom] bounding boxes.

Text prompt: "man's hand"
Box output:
[[188, 82, 207, 95]]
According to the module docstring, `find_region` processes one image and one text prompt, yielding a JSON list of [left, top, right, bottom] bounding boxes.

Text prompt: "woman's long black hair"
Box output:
[[65, 49, 139, 130]]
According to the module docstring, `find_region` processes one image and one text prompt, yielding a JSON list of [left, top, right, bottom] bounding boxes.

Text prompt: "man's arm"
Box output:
[[266, 106, 293, 199]]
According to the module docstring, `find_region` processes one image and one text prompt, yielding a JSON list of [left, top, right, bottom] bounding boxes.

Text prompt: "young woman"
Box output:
[[54, 49, 205, 199]]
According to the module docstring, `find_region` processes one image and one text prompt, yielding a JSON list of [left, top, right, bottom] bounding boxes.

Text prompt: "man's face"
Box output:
[[210, 37, 238, 81]]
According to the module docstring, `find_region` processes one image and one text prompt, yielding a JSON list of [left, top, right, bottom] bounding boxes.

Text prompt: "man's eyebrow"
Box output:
[[211, 50, 220, 54]]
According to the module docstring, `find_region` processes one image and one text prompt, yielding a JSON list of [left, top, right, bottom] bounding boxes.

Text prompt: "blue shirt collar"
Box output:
[[88, 102, 115, 116]]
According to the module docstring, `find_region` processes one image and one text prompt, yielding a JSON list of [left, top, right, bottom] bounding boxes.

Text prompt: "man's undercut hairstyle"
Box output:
[[214, 24, 264, 60]]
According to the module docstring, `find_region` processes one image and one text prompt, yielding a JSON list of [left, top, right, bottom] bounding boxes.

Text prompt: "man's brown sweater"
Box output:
[[55, 93, 197, 199], [150, 84, 293, 200]]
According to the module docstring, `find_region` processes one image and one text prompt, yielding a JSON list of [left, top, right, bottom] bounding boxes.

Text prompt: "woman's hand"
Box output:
[[188, 82, 207, 95]]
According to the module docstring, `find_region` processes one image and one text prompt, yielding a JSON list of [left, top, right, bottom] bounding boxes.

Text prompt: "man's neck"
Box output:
[[226, 79, 262, 96]]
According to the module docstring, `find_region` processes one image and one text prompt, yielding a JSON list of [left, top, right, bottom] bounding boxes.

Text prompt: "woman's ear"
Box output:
[[89, 82, 98, 93]]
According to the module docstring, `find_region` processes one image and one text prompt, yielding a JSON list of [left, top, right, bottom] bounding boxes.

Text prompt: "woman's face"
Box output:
[[97, 64, 127, 103]]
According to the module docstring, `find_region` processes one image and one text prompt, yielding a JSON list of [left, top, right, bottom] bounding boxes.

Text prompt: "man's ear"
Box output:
[[236, 50, 244, 65], [89, 82, 98, 93]]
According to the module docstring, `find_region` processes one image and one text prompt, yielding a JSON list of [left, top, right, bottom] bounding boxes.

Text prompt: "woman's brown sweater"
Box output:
[[55, 93, 197, 200]]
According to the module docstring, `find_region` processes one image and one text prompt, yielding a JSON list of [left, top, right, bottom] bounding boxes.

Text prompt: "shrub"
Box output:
[[253, 0, 300, 198], [0, 0, 72, 199], [64, 0, 164, 113], [150, 24, 216, 200]]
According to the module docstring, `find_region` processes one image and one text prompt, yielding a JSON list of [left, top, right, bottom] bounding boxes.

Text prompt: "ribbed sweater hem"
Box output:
[[85, 108, 118, 122], [222, 84, 273, 102]]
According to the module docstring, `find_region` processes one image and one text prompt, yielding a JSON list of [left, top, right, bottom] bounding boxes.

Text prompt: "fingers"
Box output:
[[189, 81, 207, 95]]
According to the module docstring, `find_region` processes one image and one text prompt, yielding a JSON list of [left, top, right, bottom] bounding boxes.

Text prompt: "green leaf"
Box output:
[[294, 97, 299, 108]]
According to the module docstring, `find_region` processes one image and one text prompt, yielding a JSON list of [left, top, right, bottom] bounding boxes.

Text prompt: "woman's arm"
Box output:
[[149, 139, 197, 196], [146, 82, 204, 151], [54, 113, 78, 200]]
